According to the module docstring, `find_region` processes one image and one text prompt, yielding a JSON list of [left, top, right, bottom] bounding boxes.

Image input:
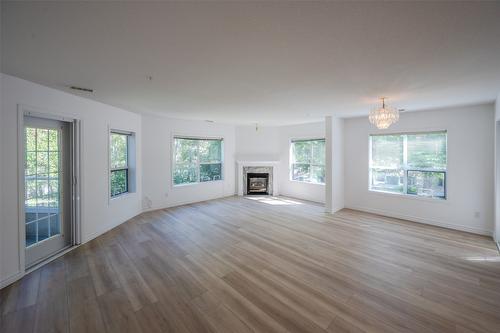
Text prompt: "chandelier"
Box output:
[[369, 97, 399, 129]]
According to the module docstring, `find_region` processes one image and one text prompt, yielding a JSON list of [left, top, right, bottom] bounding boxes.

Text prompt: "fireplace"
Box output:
[[239, 164, 276, 196], [247, 173, 269, 195]]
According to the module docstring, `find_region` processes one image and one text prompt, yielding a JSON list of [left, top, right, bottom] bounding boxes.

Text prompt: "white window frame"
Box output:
[[368, 131, 447, 200], [289, 138, 326, 185], [172, 135, 224, 187], [109, 129, 135, 198]]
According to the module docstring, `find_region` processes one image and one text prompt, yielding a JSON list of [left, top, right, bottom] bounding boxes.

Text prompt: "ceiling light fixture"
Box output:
[[369, 97, 399, 129]]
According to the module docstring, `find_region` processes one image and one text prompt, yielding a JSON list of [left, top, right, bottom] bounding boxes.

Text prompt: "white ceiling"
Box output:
[[2, 1, 500, 125]]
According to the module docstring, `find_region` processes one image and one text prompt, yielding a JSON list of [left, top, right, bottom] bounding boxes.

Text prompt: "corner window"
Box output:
[[173, 137, 223, 186], [110, 131, 135, 197], [369, 131, 447, 199], [290, 139, 325, 184]]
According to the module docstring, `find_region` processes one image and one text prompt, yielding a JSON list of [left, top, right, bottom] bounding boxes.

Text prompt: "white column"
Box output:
[[325, 116, 344, 213]]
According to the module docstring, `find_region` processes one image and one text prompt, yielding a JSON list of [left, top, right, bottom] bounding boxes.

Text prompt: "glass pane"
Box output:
[[200, 163, 222, 182], [292, 141, 311, 164], [36, 179, 49, 202], [49, 174, 59, 195], [26, 127, 37, 151], [49, 214, 60, 237], [199, 140, 222, 163], [407, 171, 446, 198], [292, 163, 310, 182], [38, 218, 50, 242], [38, 212, 49, 219], [26, 152, 37, 176], [371, 135, 403, 169], [310, 165, 325, 184], [37, 152, 49, 174], [48, 129, 58, 151], [174, 164, 198, 185], [48, 193, 59, 208], [407, 132, 447, 169], [110, 133, 128, 169], [174, 138, 198, 164], [26, 212, 37, 223], [37, 129, 48, 151], [311, 140, 325, 165], [26, 221, 37, 247], [25, 178, 37, 201], [111, 169, 128, 196], [370, 169, 404, 194], [48, 152, 59, 173]]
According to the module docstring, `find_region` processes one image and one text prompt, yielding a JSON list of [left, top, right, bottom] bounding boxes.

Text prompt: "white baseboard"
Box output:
[[141, 194, 236, 213], [0, 271, 24, 289], [278, 191, 325, 205], [83, 210, 142, 243], [345, 205, 493, 237]]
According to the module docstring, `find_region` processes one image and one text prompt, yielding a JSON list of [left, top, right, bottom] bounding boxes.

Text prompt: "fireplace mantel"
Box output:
[[236, 160, 280, 196]]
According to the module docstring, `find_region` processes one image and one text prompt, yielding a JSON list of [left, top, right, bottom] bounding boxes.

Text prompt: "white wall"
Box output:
[[0, 74, 143, 287], [235, 121, 326, 203], [141, 115, 236, 211], [495, 95, 500, 243], [235, 125, 281, 161], [344, 104, 495, 236]]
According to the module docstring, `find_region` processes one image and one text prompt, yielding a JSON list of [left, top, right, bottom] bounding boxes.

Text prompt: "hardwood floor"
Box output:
[[1, 195, 500, 333]]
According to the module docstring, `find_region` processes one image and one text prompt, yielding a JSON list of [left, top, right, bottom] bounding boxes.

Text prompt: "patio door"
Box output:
[[24, 116, 72, 267]]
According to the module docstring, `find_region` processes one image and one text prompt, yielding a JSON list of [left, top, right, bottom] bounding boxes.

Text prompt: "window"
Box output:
[[369, 131, 447, 199], [110, 131, 133, 197], [173, 137, 223, 185], [290, 139, 325, 184]]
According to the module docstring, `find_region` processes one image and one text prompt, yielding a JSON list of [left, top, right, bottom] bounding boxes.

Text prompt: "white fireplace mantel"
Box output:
[[236, 160, 280, 196]]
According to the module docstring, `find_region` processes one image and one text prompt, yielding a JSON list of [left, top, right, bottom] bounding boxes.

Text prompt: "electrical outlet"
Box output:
[[474, 211, 480, 218]]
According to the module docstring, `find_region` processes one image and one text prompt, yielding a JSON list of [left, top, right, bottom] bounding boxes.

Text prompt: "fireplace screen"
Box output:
[[247, 173, 269, 195]]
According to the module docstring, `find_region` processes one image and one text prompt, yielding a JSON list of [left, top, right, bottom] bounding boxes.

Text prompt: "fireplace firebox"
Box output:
[[247, 173, 269, 195]]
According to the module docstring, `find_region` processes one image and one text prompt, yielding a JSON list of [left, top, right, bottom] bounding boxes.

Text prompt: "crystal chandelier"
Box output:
[[369, 97, 399, 129]]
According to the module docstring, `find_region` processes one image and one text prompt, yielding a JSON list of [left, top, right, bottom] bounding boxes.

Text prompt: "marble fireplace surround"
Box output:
[[237, 161, 280, 196]]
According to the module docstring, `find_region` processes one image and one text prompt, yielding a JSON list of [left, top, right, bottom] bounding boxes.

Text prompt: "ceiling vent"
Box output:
[[70, 86, 94, 93]]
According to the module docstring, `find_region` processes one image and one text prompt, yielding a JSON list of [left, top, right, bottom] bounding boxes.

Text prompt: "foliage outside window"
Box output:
[[110, 132, 130, 197], [369, 131, 447, 199], [173, 137, 223, 185], [290, 139, 325, 184]]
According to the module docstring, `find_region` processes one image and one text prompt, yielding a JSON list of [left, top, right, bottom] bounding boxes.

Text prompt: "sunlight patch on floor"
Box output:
[[245, 196, 303, 205], [463, 256, 500, 262]]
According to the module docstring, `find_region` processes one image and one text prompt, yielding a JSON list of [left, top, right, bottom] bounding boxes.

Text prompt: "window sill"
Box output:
[[173, 179, 225, 188], [110, 191, 135, 201], [368, 189, 448, 203], [289, 179, 325, 186]]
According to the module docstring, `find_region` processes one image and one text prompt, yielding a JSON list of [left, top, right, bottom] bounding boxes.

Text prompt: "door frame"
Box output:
[[17, 104, 82, 271]]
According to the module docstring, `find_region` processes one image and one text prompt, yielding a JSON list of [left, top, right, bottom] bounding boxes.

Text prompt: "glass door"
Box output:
[[24, 116, 72, 267]]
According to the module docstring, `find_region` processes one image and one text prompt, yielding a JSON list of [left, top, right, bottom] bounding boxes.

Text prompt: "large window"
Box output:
[[173, 137, 223, 185], [290, 139, 325, 184], [110, 131, 132, 197], [369, 131, 447, 199]]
